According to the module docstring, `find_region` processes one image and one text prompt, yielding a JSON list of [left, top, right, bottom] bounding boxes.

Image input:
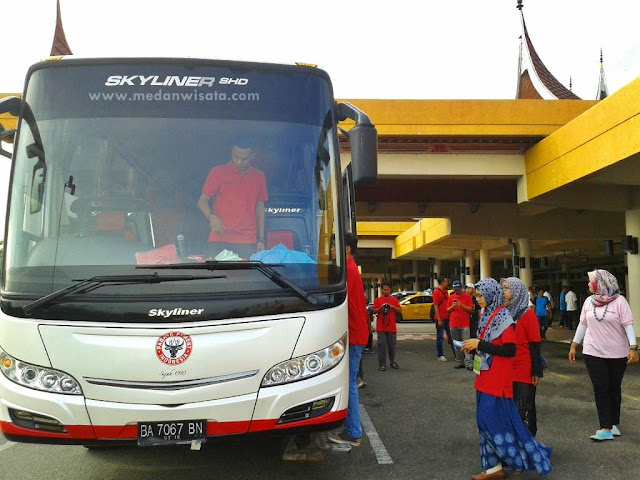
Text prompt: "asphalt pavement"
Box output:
[[1, 325, 639, 480]]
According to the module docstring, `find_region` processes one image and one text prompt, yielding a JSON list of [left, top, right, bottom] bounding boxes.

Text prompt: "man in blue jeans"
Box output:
[[329, 232, 369, 447], [433, 275, 455, 361]]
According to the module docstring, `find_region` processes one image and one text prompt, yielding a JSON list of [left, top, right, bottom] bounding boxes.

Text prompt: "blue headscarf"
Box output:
[[475, 278, 514, 370], [500, 277, 529, 322]]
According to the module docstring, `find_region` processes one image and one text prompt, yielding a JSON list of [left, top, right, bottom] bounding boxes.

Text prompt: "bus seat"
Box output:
[[96, 212, 125, 232], [96, 212, 139, 242]]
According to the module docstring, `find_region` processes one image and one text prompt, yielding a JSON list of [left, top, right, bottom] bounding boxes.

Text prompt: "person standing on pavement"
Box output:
[[329, 232, 369, 447], [373, 282, 401, 371], [462, 278, 552, 479], [559, 286, 569, 328], [534, 289, 551, 339], [543, 287, 554, 324], [528, 287, 536, 309], [565, 286, 579, 330], [447, 280, 474, 370], [501, 277, 544, 436], [568, 269, 639, 441], [467, 282, 480, 338], [433, 275, 455, 361]]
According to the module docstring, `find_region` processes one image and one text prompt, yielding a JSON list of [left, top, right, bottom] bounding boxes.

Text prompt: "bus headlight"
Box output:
[[0, 347, 83, 395], [261, 334, 346, 387]]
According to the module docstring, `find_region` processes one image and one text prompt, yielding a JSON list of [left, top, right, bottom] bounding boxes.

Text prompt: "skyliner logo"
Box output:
[[105, 75, 249, 87]]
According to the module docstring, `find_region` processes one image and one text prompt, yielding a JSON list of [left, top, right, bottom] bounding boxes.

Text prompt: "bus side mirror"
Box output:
[[338, 102, 377, 186], [347, 123, 377, 186]]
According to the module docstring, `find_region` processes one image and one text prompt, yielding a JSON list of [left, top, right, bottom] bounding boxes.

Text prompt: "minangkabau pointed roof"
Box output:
[[51, 0, 73, 56], [516, 0, 580, 100]]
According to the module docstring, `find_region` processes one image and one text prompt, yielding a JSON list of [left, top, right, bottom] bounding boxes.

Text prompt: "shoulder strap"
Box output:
[[478, 306, 505, 340]]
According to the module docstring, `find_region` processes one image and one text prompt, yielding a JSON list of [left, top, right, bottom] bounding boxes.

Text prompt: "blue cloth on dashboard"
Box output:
[[250, 243, 316, 264]]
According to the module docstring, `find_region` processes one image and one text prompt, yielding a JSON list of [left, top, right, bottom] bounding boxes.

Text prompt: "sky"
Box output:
[[1, 0, 640, 236]]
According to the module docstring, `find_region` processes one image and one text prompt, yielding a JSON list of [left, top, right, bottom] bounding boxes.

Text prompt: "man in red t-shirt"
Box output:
[[329, 232, 369, 447], [373, 282, 402, 370], [447, 280, 474, 370], [433, 276, 455, 361], [198, 142, 268, 259]]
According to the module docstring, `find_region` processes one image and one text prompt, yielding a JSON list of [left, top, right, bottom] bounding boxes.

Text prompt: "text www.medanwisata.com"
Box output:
[[88, 89, 260, 102]]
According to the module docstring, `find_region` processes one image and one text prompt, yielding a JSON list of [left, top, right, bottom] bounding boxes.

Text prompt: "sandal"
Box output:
[[379, 365, 386, 371], [391, 362, 399, 369]]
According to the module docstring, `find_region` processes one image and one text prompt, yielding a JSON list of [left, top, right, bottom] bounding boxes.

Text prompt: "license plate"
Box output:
[[137, 419, 207, 446]]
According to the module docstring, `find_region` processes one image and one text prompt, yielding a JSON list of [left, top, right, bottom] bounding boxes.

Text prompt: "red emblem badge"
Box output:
[[156, 331, 193, 365]]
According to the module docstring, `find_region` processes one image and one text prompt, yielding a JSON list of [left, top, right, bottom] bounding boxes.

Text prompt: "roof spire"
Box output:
[[50, 0, 73, 56], [596, 49, 608, 100], [515, 0, 580, 99], [570, 76, 573, 91], [516, 34, 524, 98]]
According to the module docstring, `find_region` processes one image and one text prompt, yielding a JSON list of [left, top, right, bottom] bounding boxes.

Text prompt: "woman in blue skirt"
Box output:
[[462, 278, 552, 480]]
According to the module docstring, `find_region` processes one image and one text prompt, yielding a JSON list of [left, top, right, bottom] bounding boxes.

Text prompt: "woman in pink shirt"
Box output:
[[569, 269, 639, 441]]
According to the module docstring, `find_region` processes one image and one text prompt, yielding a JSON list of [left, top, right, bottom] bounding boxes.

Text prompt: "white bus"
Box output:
[[0, 58, 376, 447]]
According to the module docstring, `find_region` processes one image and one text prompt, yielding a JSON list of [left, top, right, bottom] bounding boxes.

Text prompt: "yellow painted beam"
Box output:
[[356, 221, 416, 236], [525, 77, 640, 200], [338, 99, 597, 137], [394, 218, 451, 258]]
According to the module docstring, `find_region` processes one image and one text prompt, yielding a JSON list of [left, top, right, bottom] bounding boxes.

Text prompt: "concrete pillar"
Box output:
[[412, 261, 420, 291], [434, 259, 442, 289], [518, 239, 533, 289], [370, 281, 376, 302], [378, 276, 384, 297], [479, 248, 491, 280], [561, 262, 570, 287], [625, 210, 640, 338], [465, 250, 476, 285], [398, 262, 404, 290]]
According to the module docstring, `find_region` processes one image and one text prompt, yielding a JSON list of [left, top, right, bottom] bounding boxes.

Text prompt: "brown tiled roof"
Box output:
[[521, 16, 579, 100], [51, 0, 73, 56], [518, 70, 544, 99]]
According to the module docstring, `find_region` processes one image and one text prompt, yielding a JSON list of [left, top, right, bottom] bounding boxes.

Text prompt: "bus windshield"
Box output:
[[3, 61, 343, 302]]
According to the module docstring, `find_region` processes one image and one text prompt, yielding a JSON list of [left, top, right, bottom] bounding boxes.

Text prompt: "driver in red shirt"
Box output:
[[198, 142, 268, 259]]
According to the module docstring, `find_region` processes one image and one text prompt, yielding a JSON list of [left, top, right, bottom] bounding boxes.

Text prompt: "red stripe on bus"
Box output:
[[0, 409, 345, 440], [0, 421, 95, 439]]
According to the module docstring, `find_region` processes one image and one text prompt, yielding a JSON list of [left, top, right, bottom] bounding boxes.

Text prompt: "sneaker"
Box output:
[[363, 349, 376, 354], [611, 425, 621, 436], [454, 364, 465, 369], [590, 429, 614, 441], [356, 377, 366, 388], [466, 365, 474, 371], [328, 431, 361, 447], [438, 356, 447, 362]]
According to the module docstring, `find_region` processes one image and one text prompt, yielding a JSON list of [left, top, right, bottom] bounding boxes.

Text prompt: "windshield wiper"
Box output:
[[23, 273, 226, 315], [137, 261, 318, 306]]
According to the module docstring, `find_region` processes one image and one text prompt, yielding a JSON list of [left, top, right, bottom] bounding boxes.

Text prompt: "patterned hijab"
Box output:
[[475, 278, 514, 371], [588, 269, 620, 307], [500, 277, 529, 322]]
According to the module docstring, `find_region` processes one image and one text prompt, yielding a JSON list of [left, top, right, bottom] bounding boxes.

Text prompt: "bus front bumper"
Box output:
[[0, 355, 347, 444]]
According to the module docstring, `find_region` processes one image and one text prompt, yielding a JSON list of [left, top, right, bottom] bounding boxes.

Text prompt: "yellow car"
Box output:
[[399, 292, 434, 321]]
